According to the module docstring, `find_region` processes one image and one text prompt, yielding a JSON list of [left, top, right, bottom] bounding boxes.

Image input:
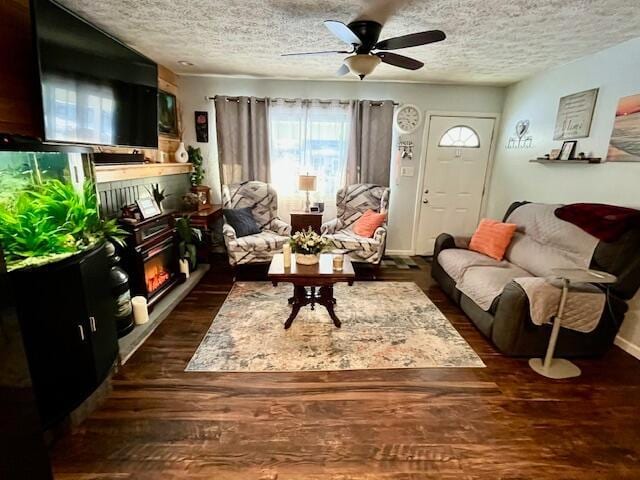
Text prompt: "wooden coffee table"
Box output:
[[268, 253, 355, 329]]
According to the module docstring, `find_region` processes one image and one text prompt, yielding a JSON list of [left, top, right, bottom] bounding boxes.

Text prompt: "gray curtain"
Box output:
[[214, 96, 271, 184], [346, 100, 394, 186]]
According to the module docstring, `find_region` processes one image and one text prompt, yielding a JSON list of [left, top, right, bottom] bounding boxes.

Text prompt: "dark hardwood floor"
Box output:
[[51, 256, 640, 479]]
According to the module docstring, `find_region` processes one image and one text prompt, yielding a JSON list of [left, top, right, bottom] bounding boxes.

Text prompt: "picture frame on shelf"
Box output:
[[559, 141, 577, 160], [136, 197, 162, 219], [549, 148, 561, 160]]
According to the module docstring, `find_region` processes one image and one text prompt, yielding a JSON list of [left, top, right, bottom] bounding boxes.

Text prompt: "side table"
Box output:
[[529, 268, 617, 379], [290, 211, 323, 235], [175, 204, 223, 261]]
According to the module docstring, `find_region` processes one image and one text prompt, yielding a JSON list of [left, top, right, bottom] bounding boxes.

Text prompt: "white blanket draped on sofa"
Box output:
[[438, 203, 606, 333]]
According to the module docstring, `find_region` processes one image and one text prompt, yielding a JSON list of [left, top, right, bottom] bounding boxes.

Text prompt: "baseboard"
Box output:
[[615, 335, 640, 360], [386, 249, 415, 256]]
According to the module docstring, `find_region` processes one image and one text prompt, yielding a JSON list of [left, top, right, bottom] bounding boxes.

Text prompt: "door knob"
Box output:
[[423, 199, 429, 204], [424, 189, 429, 194]]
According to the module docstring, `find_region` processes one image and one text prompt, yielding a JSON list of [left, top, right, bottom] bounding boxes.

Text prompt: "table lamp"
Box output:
[[298, 174, 317, 212]]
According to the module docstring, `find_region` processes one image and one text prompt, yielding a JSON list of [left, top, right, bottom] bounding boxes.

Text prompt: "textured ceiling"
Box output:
[[57, 0, 640, 86]]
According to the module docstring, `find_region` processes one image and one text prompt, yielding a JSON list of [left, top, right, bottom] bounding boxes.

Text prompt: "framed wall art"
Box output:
[[553, 88, 599, 140], [607, 93, 640, 162], [194, 111, 209, 142], [158, 90, 178, 137]]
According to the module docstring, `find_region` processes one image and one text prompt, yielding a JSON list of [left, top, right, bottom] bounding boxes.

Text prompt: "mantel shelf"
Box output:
[[529, 158, 602, 165], [95, 163, 193, 183]]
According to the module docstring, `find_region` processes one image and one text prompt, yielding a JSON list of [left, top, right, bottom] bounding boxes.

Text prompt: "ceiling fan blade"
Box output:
[[376, 52, 424, 70], [281, 50, 350, 57], [336, 64, 350, 76], [375, 30, 446, 50], [324, 20, 362, 46]]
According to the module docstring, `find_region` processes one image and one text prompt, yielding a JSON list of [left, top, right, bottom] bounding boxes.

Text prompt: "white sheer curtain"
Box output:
[[269, 99, 351, 221]]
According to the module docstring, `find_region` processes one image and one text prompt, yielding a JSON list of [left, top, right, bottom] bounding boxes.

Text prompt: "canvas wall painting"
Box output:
[[607, 94, 640, 162]]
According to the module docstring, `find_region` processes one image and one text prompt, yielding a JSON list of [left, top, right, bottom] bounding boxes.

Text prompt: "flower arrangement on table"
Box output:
[[289, 228, 332, 265]]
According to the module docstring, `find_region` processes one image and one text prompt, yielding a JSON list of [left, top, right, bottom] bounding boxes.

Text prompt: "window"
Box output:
[[269, 100, 351, 199], [438, 125, 480, 148]]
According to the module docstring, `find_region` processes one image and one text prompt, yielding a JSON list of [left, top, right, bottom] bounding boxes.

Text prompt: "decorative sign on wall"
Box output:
[[607, 93, 640, 162], [506, 119, 533, 149], [553, 88, 599, 140], [194, 111, 209, 143]]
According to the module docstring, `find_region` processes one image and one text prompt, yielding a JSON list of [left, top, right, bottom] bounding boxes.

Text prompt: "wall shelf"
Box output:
[[95, 163, 193, 183], [529, 158, 602, 165]]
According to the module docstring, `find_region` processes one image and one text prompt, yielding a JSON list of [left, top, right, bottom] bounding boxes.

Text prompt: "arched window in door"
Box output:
[[438, 125, 480, 148]]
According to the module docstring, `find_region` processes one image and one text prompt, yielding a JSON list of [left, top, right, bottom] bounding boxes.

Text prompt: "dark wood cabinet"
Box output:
[[0, 248, 53, 479], [290, 211, 324, 235], [11, 243, 118, 429]]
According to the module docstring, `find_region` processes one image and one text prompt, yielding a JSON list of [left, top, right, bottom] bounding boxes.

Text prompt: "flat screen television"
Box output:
[[31, 0, 158, 148]]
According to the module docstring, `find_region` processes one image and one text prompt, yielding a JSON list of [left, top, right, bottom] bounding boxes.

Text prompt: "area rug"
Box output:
[[185, 281, 485, 372]]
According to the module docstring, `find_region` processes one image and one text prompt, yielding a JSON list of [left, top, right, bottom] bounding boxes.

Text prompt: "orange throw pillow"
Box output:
[[469, 218, 517, 261], [353, 209, 386, 238]]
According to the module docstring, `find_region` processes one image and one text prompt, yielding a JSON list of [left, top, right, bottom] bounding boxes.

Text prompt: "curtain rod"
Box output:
[[205, 95, 398, 107]]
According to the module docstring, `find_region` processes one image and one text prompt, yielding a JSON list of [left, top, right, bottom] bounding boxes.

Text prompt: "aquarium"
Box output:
[[0, 148, 124, 271]]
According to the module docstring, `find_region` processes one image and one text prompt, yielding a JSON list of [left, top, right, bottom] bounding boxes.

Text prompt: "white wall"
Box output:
[[179, 75, 504, 253], [486, 37, 640, 358]]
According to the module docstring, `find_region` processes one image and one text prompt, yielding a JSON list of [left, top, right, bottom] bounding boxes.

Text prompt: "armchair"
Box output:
[[321, 184, 390, 264], [222, 181, 291, 265]]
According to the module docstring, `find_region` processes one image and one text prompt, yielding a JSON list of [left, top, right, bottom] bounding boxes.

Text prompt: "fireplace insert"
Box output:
[[120, 213, 182, 309]]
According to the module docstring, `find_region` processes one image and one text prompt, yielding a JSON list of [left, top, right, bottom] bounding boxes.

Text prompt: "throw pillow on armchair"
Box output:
[[223, 207, 261, 237], [352, 209, 387, 238]]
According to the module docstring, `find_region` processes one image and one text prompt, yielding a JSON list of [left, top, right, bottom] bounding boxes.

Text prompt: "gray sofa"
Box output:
[[432, 201, 640, 357]]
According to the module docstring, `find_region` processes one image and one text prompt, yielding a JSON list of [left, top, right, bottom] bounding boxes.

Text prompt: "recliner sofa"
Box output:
[[431, 201, 640, 357]]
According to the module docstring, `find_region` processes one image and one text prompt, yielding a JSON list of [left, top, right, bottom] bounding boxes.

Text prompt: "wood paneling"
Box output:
[[50, 256, 640, 479], [0, 0, 43, 138], [94, 163, 192, 183]]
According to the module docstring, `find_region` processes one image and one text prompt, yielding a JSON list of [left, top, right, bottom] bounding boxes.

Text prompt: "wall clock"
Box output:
[[395, 104, 422, 134]]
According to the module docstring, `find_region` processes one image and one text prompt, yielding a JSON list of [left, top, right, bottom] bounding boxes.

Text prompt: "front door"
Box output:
[[416, 115, 496, 255]]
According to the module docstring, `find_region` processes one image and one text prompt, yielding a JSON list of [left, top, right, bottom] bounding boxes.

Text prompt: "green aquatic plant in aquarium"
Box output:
[[0, 179, 127, 271]]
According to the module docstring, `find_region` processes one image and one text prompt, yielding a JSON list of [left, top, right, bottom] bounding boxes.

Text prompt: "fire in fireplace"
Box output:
[[145, 256, 171, 294]]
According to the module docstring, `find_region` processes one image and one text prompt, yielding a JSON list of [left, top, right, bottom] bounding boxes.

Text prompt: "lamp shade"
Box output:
[[344, 54, 381, 79], [298, 175, 317, 192]]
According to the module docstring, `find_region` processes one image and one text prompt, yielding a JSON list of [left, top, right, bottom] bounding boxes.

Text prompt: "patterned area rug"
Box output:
[[186, 281, 485, 372]]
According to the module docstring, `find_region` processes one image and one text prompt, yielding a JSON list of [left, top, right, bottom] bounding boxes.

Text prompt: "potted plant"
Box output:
[[175, 216, 202, 270], [289, 228, 331, 265], [145, 183, 168, 211], [187, 146, 210, 211]]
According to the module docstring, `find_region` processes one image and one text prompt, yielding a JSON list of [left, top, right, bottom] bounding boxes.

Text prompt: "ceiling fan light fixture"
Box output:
[[344, 54, 381, 79]]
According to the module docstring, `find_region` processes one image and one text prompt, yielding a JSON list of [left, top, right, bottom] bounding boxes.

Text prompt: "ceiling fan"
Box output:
[[282, 20, 446, 79]]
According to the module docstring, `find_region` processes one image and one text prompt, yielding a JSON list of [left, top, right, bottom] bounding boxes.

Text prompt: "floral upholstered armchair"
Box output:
[[321, 183, 390, 264], [221, 181, 291, 265]]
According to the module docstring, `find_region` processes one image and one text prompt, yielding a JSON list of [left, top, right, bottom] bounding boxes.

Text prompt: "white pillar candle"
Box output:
[[179, 258, 190, 278], [283, 243, 292, 268], [131, 296, 149, 325]]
